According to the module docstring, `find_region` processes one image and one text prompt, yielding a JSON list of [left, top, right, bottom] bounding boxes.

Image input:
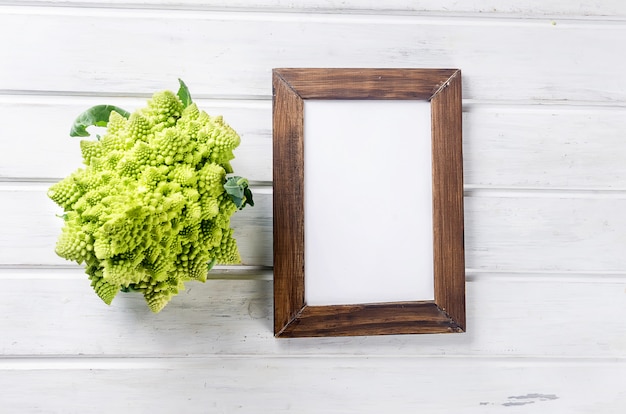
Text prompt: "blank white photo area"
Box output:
[[303, 100, 434, 306]]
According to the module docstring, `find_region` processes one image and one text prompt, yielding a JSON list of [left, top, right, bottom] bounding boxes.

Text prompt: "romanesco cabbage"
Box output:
[[48, 81, 253, 312]]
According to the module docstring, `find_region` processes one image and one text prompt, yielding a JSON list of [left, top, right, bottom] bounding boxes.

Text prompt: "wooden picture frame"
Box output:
[[273, 68, 465, 337]]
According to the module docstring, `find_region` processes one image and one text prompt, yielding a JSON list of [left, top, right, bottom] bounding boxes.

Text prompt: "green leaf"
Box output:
[[243, 187, 254, 207], [224, 176, 254, 210], [224, 177, 245, 199], [177, 78, 193, 108], [69, 105, 130, 137]]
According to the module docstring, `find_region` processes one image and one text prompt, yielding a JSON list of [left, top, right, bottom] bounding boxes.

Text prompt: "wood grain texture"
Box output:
[[278, 302, 462, 337], [463, 105, 626, 190], [4, 186, 626, 272], [274, 68, 457, 100], [464, 195, 626, 272], [272, 71, 305, 335], [0, 185, 273, 267], [1, 9, 626, 103], [4, 97, 626, 189], [431, 70, 465, 330], [1, 276, 625, 357], [273, 68, 464, 337], [1, 1, 625, 412], [0, 96, 271, 182], [1, 357, 625, 414]]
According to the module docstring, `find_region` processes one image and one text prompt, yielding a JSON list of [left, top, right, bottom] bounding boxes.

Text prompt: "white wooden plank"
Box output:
[[3, 185, 625, 271], [1, 357, 624, 413], [465, 195, 626, 272], [464, 105, 626, 190], [4, 97, 626, 189], [3, 0, 625, 17], [0, 96, 271, 182], [1, 9, 625, 102], [1, 3, 623, 413], [1, 276, 625, 357], [0, 185, 272, 267]]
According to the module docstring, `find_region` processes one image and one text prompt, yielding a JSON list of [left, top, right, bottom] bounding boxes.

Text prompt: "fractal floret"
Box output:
[[48, 80, 253, 312]]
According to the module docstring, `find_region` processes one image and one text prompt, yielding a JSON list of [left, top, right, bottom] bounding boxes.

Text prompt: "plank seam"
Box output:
[[2, 2, 626, 24], [2, 4, 626, 28], [3, 180, 626, 198], [0, 89, 274, 101], [0, 355, 625, 366], [2, 92, 625, 111], [2, 266, 624, 283]]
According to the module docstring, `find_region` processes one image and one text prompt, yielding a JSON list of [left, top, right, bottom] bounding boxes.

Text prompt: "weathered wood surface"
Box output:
[[1, 276, 625, 357], [1, 8, 626, 102], [430, 70, 466, 330], [1, 1, 625, 412], [273, 68, 459, 99], [2, 186, 625, 272], [273, 69, 465, 337], [2, 0, 626, 16], [0, 185, 272, 268], [0, 96, 272, 182], [3, 97, 625, 189], [3, 357, 625, 413]]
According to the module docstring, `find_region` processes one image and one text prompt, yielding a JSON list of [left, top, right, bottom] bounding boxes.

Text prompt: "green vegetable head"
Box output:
[[49, 80, 253, 312]]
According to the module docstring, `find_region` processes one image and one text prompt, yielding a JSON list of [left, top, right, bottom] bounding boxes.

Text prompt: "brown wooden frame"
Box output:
[[273, 68, 465, 337]]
